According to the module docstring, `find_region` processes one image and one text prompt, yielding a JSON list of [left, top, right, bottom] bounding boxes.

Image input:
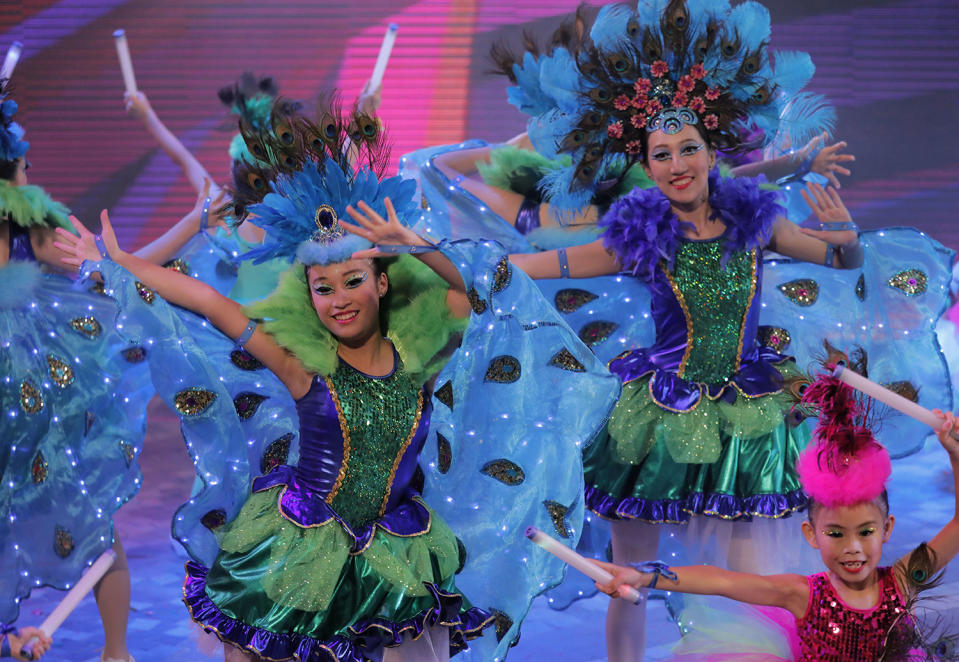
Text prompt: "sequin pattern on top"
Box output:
[[668, 241, 757, 384], [324, 361, 422, 530], [797, 568, 914, 661]]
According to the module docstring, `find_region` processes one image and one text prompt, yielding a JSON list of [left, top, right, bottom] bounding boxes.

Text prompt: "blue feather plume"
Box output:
[[771, 50, 815, 96], [243, 162, 418, 266], [590, 4, 636, 54]]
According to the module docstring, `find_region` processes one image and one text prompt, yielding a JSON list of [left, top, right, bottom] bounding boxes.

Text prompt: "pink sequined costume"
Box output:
[[797, 568, 912, 661], [666, 568, 916, 662]]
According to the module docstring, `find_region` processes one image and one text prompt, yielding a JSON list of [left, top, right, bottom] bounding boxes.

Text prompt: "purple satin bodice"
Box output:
[[251, 364, 434, 552]]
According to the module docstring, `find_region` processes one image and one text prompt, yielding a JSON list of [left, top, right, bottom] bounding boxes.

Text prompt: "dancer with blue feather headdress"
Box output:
[[56, 95, 619, 662]]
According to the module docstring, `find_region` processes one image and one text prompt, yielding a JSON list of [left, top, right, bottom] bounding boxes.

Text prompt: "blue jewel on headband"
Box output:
[[647, 107, 698, 135]]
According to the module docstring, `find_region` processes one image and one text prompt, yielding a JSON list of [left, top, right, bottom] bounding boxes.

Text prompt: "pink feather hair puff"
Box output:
[[795, 370, 892, 507]]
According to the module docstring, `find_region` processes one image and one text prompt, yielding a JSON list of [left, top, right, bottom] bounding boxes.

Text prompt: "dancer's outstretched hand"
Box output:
[[802, 132, 855, 189], [342, 198, 428, 258], [53, 210, 120, 270], [798, 182, 857, 245], [194, 178, 230, 231]]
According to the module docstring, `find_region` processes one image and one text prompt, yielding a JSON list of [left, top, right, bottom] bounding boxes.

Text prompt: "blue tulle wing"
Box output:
[[95, 260, 299, 567], [760, 227, 955, 458], [0, 265, 150, 623], [420, 239, 622, 659]]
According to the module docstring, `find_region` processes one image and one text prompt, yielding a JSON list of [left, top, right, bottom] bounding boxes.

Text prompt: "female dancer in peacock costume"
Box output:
[[57, 97, 619, 661], [0, 84, 151, 662], [453, 2, 954, 660]]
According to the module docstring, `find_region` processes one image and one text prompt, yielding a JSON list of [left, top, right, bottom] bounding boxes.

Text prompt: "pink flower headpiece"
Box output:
[[795, 370, 891, 508], [605, 60, 721, 149]]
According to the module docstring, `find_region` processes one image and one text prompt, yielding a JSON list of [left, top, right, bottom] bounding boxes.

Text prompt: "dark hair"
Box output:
[[806, 489, 890, 523], [0, 158, 17, 181]]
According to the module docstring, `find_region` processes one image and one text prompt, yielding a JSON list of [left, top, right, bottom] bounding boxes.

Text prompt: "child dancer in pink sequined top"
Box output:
[[591, 369, 959, 661]]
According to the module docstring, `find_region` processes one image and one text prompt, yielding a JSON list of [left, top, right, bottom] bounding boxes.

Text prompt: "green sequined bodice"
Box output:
[[325, 360, 422, 529], [668, 240, 756, 384]]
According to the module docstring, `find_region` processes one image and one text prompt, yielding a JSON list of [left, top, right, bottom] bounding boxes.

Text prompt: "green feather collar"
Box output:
[[0, 184, 71, 230], [242, 255, 466, 383]]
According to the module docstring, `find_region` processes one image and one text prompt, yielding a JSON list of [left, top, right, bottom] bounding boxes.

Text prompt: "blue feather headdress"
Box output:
[[243, 161, 419, 267], [496, 0, 836, 213], [234, 95, 419, 267], [0, 85, 29, 163]]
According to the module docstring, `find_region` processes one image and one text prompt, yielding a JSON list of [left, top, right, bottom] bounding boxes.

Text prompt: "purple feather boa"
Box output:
[[599, 169, 783, 280]]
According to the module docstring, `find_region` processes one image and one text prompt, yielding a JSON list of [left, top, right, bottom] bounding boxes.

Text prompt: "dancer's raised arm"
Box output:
[[54, 211, 311, 395]]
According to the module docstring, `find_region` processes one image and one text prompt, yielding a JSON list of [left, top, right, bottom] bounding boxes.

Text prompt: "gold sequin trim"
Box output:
[[733, 250, 758, 373], [661, 262, 694, 378], [324, 376, 351, 503], [380, 391, 424, 517]]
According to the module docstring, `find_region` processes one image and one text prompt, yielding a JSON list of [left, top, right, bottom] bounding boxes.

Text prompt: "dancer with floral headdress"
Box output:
[[56, 95, 619, 661], [471, 1, 873, 658], [593, 366, 959, 661]]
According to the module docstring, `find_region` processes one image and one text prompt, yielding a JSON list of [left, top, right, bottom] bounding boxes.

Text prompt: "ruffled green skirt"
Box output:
[[183, 487, 492, 661], [584, 363, 810, 524]]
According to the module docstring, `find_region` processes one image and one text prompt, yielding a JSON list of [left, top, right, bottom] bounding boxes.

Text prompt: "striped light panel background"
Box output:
[[2, 0, 958, 251]]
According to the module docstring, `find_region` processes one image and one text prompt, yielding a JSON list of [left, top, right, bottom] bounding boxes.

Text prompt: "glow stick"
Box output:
[[22, 550, 117, 660], [367, 23, 398, 94], [1, 41, 22, 81], [833, 364, 958, 440], [112, 29, 137, 94], [526, 526, 642, 604]]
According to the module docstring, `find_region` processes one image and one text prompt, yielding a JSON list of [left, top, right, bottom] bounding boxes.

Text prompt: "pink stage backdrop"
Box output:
[[2, 0, 959, 251]]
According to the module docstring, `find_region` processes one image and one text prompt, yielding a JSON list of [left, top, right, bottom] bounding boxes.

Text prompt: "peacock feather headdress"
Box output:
[[495, 0, 835, 212], [233, 95, 418, 267], [0, 80, 28, 163], [218, 72, 285, 167]]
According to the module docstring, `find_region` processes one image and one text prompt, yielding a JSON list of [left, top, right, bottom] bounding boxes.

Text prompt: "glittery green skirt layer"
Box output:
[[183, 486, 493, 662], [584, 363, 810, 523]]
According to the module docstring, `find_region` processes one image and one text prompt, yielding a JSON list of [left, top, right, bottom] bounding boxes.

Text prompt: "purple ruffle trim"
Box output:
[[585, 485, 808, 523], [184, 562, 493, 662], [609, 345, 789, 409], [599, 170, 782, 280], [253, 466, 432, 554]]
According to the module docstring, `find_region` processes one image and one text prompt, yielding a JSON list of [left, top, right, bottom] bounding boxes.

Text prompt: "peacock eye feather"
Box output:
[[247, 173, 265, 191], [751, 85, 771, 104], [740, 51, 762, 75], [642, 29, 662, 61], [589, 88, 613, 103]]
